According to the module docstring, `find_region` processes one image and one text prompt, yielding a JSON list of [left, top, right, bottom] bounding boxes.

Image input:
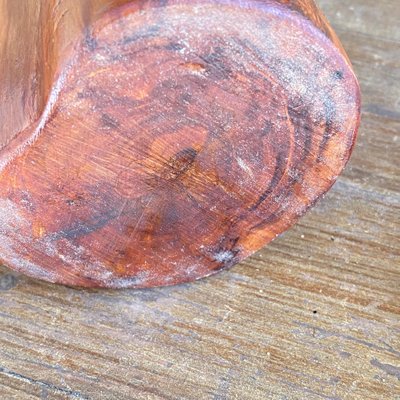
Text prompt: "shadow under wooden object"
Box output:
[[0, 0, 360, 288]]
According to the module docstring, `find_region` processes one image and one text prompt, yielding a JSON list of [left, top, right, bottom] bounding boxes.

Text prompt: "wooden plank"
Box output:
[[318, 0, 400, 42]]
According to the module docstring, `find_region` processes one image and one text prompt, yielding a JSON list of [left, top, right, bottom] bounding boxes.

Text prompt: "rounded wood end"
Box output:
[[0, 0, 360, 288]]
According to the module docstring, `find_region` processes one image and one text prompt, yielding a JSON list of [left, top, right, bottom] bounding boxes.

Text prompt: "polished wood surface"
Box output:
[[0, 0, 129, 148], [0, 0, 359, 288], [0, 0, 399, 399]]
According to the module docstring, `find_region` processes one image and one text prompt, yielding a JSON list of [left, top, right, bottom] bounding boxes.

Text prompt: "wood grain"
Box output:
[[0, 0, 360, 288], [0, 0, 129, 149], [0, 0, 399, 399]]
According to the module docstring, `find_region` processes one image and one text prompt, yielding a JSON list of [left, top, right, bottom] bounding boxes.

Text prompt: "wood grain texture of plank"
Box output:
[[0, 0, 399, 399]]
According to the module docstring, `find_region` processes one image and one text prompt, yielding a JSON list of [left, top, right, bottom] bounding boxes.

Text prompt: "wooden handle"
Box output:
[[0, 0, 360, 288]]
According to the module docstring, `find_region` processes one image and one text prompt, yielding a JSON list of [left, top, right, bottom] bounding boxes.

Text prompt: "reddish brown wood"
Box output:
[[0, 0, 360, 288]]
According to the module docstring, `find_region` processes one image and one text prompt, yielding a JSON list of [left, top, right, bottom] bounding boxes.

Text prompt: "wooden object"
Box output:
[[0, 0, 360, 288], [0, 1, 399, 398]]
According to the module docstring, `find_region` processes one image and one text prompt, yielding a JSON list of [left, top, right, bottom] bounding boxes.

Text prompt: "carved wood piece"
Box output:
[[0, 0, 360, 288]]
